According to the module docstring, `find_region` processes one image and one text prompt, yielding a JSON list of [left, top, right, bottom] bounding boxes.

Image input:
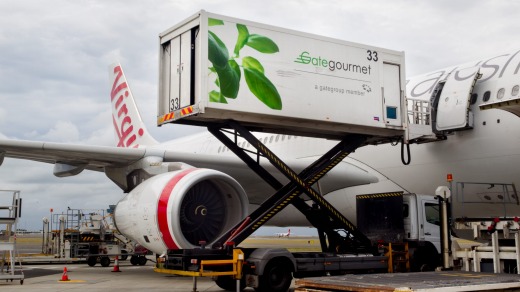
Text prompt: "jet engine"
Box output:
[[114, 168, 248, 254]]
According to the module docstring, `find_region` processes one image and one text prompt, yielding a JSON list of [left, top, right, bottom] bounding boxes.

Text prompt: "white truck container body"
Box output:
[[157, 10, 408, 140]]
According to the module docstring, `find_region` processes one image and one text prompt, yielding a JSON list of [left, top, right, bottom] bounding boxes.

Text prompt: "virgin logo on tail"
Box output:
[[110, 65, 145, 148]]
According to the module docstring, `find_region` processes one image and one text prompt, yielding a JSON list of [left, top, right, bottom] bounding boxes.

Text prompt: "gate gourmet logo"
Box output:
[[295, 51, 372, 75]]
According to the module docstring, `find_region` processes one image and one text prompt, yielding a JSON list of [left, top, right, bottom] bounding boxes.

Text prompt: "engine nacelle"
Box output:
[[114, 168, 248, 254]]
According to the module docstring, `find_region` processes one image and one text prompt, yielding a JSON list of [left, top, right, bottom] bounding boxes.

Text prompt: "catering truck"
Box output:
[[152, 10, 412, 291], [152, 10, 520, 292]]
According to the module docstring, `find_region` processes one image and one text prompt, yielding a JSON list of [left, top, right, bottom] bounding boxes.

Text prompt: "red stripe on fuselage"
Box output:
[[157, 169, 198, 250]]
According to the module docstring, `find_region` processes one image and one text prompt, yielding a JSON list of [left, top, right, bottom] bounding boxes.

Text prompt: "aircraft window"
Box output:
[[470, 93, 478, 105], [425, 203, 440, 226], [269, 136, 274, 143], [483, 91, 491, 102], [287, 136, 292, 140], [263, 137, 268, 144], [513, 85, 519, 96], [275, 135, 280, 142], [497, 88, 505, 100], [218, 146, 222, 153]]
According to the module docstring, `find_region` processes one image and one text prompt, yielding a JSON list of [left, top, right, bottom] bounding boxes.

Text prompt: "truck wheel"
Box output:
[[87, 256, 97, 267], [100, 256, 111, 267], [256, 261, 292, 292], [138, 255, 147, 266], [215, 276, 245, 291], [411, 245, 438, 272], [130, 255, 138, 265]]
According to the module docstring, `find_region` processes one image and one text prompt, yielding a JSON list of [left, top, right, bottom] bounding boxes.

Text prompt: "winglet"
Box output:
[[109, 63, 158, 148]]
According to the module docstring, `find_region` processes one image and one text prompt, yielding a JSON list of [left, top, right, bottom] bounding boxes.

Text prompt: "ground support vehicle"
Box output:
[[43, 208, 148, 267], [152, 10, 520, 292], [0, 190, 24, 285], [154, 10, 410, 290]]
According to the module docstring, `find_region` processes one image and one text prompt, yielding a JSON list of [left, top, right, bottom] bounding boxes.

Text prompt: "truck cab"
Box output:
[[403, 193, 441, 270]]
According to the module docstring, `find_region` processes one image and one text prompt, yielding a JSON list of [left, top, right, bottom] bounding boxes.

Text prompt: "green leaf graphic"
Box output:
[[234, 24, 250, 57], [244, 67, 282, 110], [208, 31, 229, 68], [208, 18, 224, 26], [209, 90, 227, 103], [246, 34, 279, 54], [242, 56, 264, 74], [215, 59, 240, 99]]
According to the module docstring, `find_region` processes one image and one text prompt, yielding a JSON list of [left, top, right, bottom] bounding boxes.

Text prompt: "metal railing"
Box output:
[[407, 98, 431, 126]]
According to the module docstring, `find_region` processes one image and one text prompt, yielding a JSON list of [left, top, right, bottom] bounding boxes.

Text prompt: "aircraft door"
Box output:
[[433, 68, 480, 131]]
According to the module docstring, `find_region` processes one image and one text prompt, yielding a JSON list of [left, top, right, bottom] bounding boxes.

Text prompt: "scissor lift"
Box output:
[[157, 121, 388, 291], [0, 190, 24, 285], [207, 120, 373, 253]]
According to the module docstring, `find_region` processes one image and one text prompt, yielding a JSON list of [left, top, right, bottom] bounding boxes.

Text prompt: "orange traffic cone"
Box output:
[[111, 256, 121, 272], [60, 266, 70, 281]]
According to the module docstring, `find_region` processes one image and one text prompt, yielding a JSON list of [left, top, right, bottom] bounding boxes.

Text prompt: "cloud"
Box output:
[[41, 121, 80, 143], [1, 0, 520, 231]]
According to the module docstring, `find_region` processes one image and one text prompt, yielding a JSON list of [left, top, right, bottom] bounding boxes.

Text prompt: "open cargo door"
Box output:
[[432, 68, 480, 131], [158, 19, 199, 119]]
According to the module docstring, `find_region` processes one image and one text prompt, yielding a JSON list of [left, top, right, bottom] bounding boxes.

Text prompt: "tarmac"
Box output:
[[2, 234, 312, 291], [1, 257, 297, 291]]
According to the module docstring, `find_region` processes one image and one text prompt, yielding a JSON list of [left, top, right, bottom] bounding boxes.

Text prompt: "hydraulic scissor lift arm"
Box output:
[[208, 120, 374, 254]]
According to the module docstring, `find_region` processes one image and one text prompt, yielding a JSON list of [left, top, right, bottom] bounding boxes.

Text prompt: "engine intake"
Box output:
[[114, 168, 248, 254]]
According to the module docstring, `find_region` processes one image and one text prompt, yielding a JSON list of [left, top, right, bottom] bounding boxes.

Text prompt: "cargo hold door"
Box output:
[[433, 68, 480, 131], [158, 24, 199, 124]]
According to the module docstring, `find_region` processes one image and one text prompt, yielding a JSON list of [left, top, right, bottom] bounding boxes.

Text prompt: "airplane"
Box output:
[[275, 229, 291, 238], [0, 48, 520, 257]]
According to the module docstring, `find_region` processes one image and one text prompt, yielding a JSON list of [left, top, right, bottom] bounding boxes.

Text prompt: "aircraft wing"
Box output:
[[0, 139, 146, 171], [0, 138, 378, 203]]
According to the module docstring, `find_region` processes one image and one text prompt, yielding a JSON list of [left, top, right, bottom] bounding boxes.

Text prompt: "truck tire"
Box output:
[[411, 245, 438, 272], [256, 260, 292, 292], [130, 255, 138, 265], [100, 256, 111, 267], [215, 276, 245, 291], [138, 255, 147, 266], [87, 256, 97, 267]]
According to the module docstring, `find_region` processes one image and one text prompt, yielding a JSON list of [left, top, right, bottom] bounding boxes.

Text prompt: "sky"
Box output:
[[1, 0, 520, 233]]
